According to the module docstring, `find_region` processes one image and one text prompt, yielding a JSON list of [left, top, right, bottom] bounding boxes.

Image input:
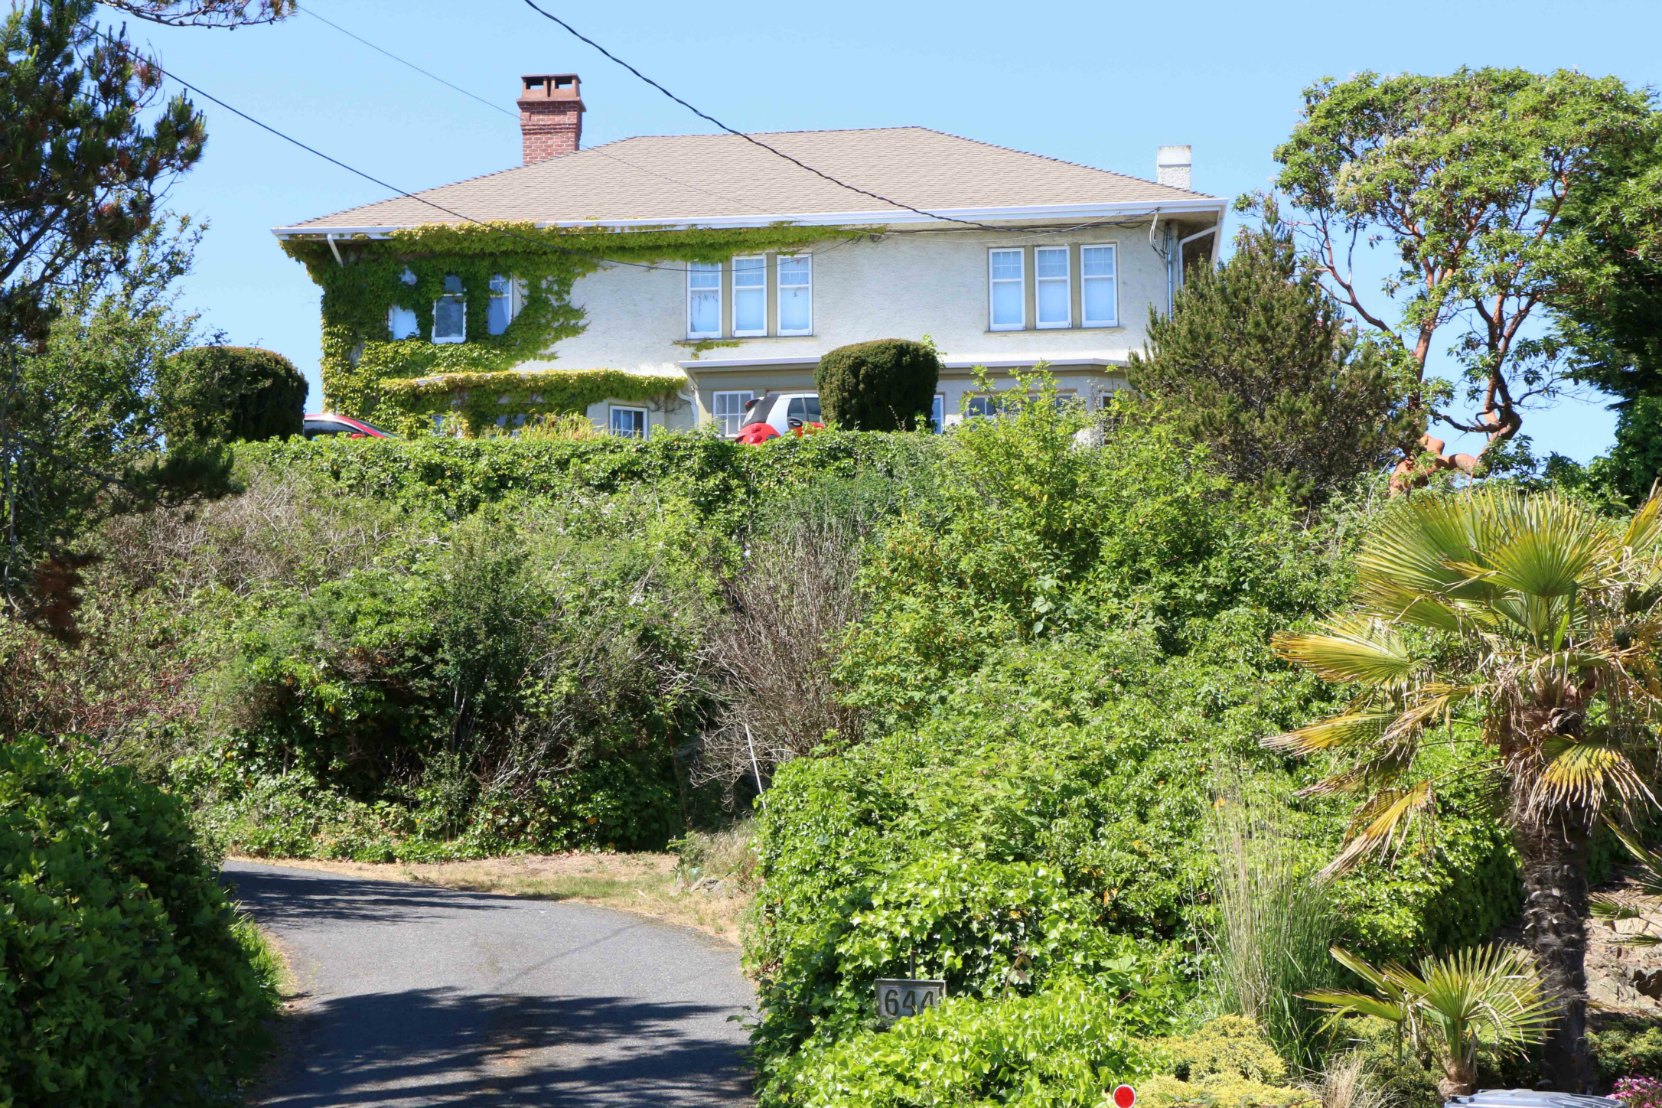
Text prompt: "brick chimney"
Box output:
[[1156, 145, 1192, 190], [518, 74, 584, 164]]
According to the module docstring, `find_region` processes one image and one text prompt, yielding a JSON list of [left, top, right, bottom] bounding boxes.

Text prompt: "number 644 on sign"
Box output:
[[874, 978, 946, 1025]]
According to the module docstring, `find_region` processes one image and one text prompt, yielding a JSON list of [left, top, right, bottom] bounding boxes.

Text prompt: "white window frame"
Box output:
[[487, 274, 518, 336], [432, 275, 466, 344], [687, 261, 722, 339], [731, 255, 767, 338], [1080, 243, 1120, 328], [988, 248, 1025, 331], [712, 390, 755, 437], [776, 253, 812, 336], [388, 305, 419, 340], [609, 405, 648, 439], [1034, 246, 1071, 329]]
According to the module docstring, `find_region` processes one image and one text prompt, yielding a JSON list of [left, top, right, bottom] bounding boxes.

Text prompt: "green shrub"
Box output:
[[0, 736, 280, 1106], [1139, 1016, 1313, 1108], [157, 345, 307, 444], [1593, 1015, 1662, 1084], [815, 338, 941, 431], [775, 979, 1149, 1107]]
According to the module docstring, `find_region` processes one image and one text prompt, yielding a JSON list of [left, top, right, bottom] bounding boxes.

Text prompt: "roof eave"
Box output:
[[271, 198, 1227, 240]]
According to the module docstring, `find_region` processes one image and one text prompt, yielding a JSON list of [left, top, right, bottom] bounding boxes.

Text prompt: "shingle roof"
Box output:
[[277, 126, 1216, 234]]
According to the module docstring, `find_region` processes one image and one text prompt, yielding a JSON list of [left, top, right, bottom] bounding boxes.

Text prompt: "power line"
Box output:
[[516, 0, 1024, 234], [302, 4, 784, 219], [303, 8, 516, 120], [82, 22, 855, 274]]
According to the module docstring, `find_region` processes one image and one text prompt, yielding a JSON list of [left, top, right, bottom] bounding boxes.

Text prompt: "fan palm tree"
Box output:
[[1305, 944, 1555, 1098], [1267, 487, 1662, 1090]]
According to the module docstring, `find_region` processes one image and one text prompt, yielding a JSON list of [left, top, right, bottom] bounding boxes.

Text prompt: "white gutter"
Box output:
[[678, 355, 1124, 372], [272, 198, 1228, 239]]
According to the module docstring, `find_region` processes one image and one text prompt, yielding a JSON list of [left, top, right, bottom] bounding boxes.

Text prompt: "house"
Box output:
[[273, 73, 1226, 437]]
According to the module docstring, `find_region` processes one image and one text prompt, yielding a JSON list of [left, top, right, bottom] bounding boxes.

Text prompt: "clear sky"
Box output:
[[119, 0, 1662, 461]]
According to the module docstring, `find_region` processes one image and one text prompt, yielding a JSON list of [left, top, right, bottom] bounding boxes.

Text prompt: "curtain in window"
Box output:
[[688, 262, 721, 336], [778, 255, 811, 333], [1082, 246, 1117, 325], [433, 274, 466, 342], [733, 256, 765, 334], [989, 250, 1023, 328], [487, 275, 513, 335]]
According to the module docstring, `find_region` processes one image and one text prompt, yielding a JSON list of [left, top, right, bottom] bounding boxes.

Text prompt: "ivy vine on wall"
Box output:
[[281, 222, 856, 434]]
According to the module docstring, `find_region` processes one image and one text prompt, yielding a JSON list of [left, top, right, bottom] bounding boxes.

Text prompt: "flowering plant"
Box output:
[[1613, 1076, 1662, 1108]]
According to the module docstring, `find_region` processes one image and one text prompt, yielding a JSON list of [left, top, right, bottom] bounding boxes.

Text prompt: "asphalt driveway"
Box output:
[[223, 860, 755, 1106]]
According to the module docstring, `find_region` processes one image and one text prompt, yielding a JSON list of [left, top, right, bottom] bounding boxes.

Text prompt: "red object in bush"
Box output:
[[735, 422, 780, 445]]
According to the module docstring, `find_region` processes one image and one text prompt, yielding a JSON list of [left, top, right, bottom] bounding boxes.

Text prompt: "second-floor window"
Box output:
[[433, 275, 466, 343], [688, 262, 722, 338], [1035, 246, 1070, 328], [733, 256, 766, 336], [989, 248, 1024, 330], [778, 254, 812, 335], [685, 255, 814, 339], [988, 245, 1119, 331], [487, 275, 516, 336]]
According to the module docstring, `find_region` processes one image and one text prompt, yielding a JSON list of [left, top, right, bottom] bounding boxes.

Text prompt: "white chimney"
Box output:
[[1156, 145, 1192, 190]]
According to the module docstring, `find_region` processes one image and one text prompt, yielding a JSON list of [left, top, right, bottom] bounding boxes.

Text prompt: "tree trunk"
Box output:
[[1513, 809, 1592, 1092]]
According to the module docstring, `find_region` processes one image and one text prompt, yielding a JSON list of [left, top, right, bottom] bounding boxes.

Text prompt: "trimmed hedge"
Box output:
[[0, 737, 279, 1106], [816, 339, 941, 431], [158, 345, 306, 444]]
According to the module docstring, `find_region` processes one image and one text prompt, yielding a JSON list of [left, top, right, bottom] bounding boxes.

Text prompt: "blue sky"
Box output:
[[120, 0, 1661, 461]]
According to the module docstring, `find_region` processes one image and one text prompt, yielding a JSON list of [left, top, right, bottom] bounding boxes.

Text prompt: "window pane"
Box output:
[[1084, 277, 1116, 324], [442, 274, 464, 294], [803, 397, 820, 421], [1082, 246, 1115, 277], [1035, 247, 1068, 278], [931, 394, 944, 433], [1037, 279, 1069, 325], [610, 408, 646, 438], [991, 280, 1022, 326], [433, 296, 465, 341], [779, 285, 810, 332], [689, 288, 720, 335], [388, 305, 418, 340], [689, 261, 720, 290], [713, 391, 753, 436], [778, 255, 809, 284], [734, 287, 765, 333], [733, 256, 764, 287], [990, 250, 1022, 280]]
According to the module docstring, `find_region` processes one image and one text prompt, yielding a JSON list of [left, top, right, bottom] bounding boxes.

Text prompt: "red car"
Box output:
[[302, 413, 392, 439]]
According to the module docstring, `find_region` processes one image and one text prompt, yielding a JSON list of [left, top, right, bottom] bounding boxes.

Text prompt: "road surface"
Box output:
[[223, 860, 755, 1106]]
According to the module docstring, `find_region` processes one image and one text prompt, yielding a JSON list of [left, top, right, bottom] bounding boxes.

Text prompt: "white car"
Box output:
[[734, 391, 823, 443]]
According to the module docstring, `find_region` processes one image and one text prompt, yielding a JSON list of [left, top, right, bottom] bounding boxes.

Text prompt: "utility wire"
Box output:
[[302, 4, 784, 219], [304, 8, 516, 120], [517, 0, 1025, 234], [82, 22, 856, 273]]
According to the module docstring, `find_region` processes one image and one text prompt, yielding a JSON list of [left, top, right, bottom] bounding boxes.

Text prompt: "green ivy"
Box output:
[[380, 367, 686, 435], [281, 221, 856, 430]]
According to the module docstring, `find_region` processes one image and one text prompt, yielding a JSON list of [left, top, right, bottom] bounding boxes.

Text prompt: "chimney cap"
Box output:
[[520, 73, 583, 103], [1156, 144, 1192, 166]]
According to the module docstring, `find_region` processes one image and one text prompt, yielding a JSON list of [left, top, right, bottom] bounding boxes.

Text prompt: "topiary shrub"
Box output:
[[815, 338, 940, 431], [0, 736, 280, 1106], [158, 345, 307, 443]]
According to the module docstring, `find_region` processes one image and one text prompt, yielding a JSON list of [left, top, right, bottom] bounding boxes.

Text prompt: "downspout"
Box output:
[[1174, 225, 1220, 298], [325, 233, 345, 267], [1164, 224, 1176, 315]]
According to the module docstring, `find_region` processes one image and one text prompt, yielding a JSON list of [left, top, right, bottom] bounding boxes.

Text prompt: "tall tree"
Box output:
[[1128, 207, 1412, 506], [1267, 487, 1662, 1090], [1, 0, 289, 622], [1267, 69, 1657, 480]]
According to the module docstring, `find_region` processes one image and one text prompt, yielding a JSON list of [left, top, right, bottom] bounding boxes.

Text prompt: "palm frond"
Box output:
[[1265, 712, 1393, 756], [1412, 944, 1555, 1057], [1589, 892, 1645, 922], [1532, 735, 1655, 812], [1272, 617, 1417, 686], [1302, 988, 1406, 1024], [1605, 821, 1662, 897], [1477, 491, 1613, 600], [1320, 780, 1434, 878], [1622, 491, 1662, 557]]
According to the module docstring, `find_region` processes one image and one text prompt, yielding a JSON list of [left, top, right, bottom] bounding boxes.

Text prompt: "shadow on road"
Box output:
[[258, 986, 752, 1106], [224, 866, 526, 928]]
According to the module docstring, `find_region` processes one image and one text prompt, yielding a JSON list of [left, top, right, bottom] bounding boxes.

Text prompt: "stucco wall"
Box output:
[[516, 220, 1198, 433]]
